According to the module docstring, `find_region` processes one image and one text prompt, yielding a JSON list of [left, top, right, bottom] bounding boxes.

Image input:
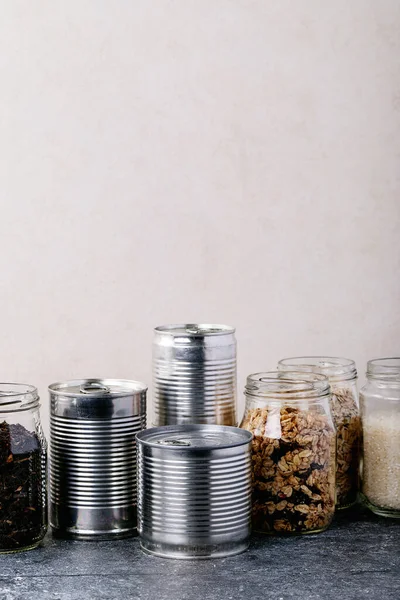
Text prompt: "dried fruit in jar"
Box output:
[[330, 387, 361, 508], [242, 406, 336, 533], [0, 421, 46, 551]]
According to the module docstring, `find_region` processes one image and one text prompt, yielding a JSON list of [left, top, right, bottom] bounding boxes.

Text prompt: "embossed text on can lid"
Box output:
[[137, 424, 251, 449], [49, 378, 148, 398], [154, 324, 235, 336]]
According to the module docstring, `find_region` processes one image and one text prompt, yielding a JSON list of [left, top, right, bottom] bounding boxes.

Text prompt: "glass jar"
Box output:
[[278, 357, 361, 509], [360, 358, 400, 518], [240, 372, 336, 534], [0, 384, 47, 552]]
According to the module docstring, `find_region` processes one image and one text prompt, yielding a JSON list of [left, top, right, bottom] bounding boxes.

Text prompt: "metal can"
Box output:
[[49, 378, 147, 540], [153, 324, 237, 426], [136, 424, 252, 559]]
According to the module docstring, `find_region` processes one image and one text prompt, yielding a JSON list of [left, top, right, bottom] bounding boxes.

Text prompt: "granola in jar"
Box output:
[[241, 372, 336, 534], [330, 386, 361, 507], [278, 357, 361, 509]]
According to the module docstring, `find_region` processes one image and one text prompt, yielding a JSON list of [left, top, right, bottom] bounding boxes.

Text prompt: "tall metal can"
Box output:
[[152, 324, 237, 426], [49, 378, 147, 540], [136, 424, 252, 559]]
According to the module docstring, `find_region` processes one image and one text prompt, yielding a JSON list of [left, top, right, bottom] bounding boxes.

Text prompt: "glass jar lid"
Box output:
[[366, 358, 400, 381], [245, 371, 330, 400], [278, 356, 357, 382]]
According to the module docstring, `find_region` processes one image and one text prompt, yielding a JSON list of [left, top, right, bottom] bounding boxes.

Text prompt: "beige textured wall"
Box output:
[[0, 1, 399, 433]]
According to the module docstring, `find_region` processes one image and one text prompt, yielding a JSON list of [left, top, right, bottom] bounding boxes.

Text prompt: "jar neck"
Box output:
[[0, 383, 39, 414], [245, 371, 330, 403], [366, 358, 400, 385], [244, 393, 330, 409], [366, 375, 400, 387], [278, 356, 357, 383]]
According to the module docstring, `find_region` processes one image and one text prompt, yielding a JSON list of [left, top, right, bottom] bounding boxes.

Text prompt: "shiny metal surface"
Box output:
[[137, 424, 252, 559], [153, 324, 237, 426], [49, 378, 147, 540]]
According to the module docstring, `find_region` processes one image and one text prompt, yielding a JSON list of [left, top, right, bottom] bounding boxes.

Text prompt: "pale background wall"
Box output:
[[0, 1, 399, 434]]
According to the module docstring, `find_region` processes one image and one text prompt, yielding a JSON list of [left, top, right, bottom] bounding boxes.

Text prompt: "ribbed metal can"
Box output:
[[49, 378, 147, 540], [152, 324, 237, 426], [136, 424, 252, 559]]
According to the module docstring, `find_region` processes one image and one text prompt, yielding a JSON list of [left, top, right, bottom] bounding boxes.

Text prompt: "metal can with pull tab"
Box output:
[[136, 424, 252, 559], [49, 378, 147, 539], [152, 324, 237, 426]]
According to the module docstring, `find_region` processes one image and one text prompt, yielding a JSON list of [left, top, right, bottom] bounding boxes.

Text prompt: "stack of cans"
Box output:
[[47, 323, 252, 559]]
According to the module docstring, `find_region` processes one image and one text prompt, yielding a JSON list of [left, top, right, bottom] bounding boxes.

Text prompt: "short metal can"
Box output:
[[136, 424, 252, 559], [152, 324, 237, 426], [49, 378, 147, 540]]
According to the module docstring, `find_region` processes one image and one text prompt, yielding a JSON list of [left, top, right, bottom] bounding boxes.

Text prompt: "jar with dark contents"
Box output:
[[0, 384, 47, 552], [240, 372, 336, 534]]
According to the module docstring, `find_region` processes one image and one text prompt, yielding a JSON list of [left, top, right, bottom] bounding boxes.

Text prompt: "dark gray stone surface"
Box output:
[[0, 508, 398, 600]]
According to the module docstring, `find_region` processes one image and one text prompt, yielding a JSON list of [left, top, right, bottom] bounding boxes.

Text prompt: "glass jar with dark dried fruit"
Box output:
[[0, 384, 47, 552], [278, 357, 361, 510], [240, 372, 336, 535]]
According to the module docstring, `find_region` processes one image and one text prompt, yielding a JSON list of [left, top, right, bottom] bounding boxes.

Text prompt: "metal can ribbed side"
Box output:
[[137, 425, 252, 559], [153, 324, 237, 426], [49, 379, 147, 539]]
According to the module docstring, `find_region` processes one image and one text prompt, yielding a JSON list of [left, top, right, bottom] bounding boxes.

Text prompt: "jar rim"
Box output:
[[0, 383, 39, 412], [245, 371, 330, 400], [367, 357, 400, 381], [278, 356, 357, 381]]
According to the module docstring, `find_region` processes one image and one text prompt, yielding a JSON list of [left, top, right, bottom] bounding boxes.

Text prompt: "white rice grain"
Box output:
[[362, 413, 400, 511]]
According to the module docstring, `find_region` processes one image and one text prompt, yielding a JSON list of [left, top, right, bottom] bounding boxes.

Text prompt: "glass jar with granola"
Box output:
[[278, 357, 361, 510], [360, 358, 400, 519], [240, 372, 336, 534]]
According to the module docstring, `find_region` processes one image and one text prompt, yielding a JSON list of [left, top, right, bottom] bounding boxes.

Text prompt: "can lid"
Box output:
[[137, 424, 251, 449], [155, 324, 235, 336], [48, 378, 148, 398]]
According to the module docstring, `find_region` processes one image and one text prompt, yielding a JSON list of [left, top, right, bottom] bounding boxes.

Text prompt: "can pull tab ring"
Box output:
[[185, 326, 200, 334], [80, 382, 110, 395]]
